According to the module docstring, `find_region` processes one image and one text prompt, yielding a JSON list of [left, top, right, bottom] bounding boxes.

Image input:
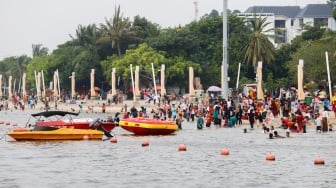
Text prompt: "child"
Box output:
[[196, 115, 204, 130], [205, 112, 212, 127], [315, 113, 322, 133]]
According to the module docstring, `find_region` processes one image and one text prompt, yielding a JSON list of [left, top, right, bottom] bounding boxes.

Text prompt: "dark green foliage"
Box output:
[[0, 5, 335, 95]]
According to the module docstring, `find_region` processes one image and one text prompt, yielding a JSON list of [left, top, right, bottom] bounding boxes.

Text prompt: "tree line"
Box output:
[[0, 5, 335, 98]]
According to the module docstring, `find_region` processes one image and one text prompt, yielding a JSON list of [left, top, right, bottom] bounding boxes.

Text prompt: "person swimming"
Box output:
[[274, 131, 285, 138]]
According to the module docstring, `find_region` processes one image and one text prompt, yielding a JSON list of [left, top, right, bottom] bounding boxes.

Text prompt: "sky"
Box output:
[[0, 0, 327, 60]]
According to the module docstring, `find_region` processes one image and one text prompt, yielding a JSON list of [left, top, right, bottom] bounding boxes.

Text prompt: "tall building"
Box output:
[[237, 4, 336, 46]]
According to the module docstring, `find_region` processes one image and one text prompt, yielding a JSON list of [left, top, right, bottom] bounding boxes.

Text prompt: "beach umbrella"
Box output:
[[189, 67, 195, 96], [135, 66, 140, 97], [71, 72, 75, 99], [160, 64, 166, 96], [297, 59, 305, 101], [207, 86, 222, 92], [111, 68, 116, 96], [53, 71, 58, 98], [90, 69, 95, 98], [256, 61, 264, 101], [8, 76, 12, 98], [22, 73, 26, 97]]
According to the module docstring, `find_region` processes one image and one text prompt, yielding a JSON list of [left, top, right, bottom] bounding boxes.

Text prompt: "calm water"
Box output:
[[0, 110, 336, 188]]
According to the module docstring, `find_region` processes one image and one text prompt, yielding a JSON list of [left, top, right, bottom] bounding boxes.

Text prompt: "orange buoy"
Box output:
[[314, 156, 325, 165], [141, 139, 149, 147], [110, 137, 117, 143], [220, 148, 230, 155], [178, 144, 187, 151], [266, 152, 275, 161], [82, 135, 89, 140]]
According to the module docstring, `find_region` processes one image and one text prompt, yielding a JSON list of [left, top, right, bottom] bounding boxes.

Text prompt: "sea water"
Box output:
[[0, 110, 335, 188]]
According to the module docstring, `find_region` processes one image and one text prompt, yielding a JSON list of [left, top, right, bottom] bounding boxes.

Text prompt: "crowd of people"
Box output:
[[2, 87, 336, 136], [121, 88, 336, 135]]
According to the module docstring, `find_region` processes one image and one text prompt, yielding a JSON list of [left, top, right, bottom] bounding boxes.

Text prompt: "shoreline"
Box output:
[[2, 99, 336, 132]]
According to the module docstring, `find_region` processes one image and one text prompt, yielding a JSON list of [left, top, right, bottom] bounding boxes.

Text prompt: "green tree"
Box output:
[[32, 44, 49, 57], [242, 14, 276, 69], [101, 43, 199, 93], [26, 55, 55, 88], [70, 24, 104, 89], [287, 36, 336, 89], [0, 55, 31, 88], [99, 5, 131, 57]]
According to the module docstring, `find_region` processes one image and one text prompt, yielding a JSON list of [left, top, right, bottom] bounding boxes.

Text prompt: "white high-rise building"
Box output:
[[237, 4, 336, 46]]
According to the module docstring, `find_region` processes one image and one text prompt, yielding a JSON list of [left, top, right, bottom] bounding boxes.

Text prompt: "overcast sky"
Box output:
[[0, 0, 327, 59]]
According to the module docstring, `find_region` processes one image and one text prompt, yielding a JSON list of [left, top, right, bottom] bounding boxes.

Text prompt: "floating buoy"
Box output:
[[5, 122, 10, 125], [82, 135, 89, 140], [178, 144, 187, 151], [141, 139, 149, 147], [314, 156, 325, 165], [220, 148, 230, 155], [266, 152, 275, 161], [110, 137, 117, 143], [0, 121, 4, 124], [12, 122, 18, 126]]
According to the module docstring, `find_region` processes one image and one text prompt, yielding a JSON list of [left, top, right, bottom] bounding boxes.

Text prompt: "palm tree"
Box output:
[[69, 24, 102, 85], [99, 5, 131, 56], [242, 14, 275, 69], [32, 44, 49, 57]]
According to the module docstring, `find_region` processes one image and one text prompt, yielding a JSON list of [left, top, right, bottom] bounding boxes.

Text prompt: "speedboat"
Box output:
[[7, 127, 104, 141], [119, 117, 178, 135], [7, 121, 114, 141], [31, 111, 119, 131]]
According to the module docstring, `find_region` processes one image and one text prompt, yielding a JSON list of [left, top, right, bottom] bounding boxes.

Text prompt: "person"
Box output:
[[286, 130, 290, 138], [228, 115, 237, 127], [213, 105, 221, 127], [274, 131, 285, 138], [102, 103, 106, 113], [322, 110, 328, 132], [236, 107, 243, 125], [262, 124, 269, 133], [176, 113, 184, 130], [196, 115, 204, 130], [323, 98, 330, 111], [332, 92, 336, 104], [248, 109, 255, 129], [314, 113, 322, 133], [333, 101, 336, 118], [269, 132, 274, 139], [296, 111, 304, 132], [130, 106, 138, 117], [205, 112, 212, 127]]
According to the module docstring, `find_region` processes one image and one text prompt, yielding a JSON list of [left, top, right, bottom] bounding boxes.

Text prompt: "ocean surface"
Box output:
[[0, 109, 336, 188]]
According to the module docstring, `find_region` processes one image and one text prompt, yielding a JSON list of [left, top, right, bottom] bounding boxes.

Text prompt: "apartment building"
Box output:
[[237, 4, 336, 45]]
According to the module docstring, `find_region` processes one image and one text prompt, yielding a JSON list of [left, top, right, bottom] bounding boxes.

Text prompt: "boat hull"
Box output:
[[119, 118, 178, 135], [7, 128, 104, 141], [36, 119, 116, 131]]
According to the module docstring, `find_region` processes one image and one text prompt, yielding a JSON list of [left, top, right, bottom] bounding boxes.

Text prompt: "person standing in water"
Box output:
[[196, 114, 204, 130], [248, 109, 255, 129]]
